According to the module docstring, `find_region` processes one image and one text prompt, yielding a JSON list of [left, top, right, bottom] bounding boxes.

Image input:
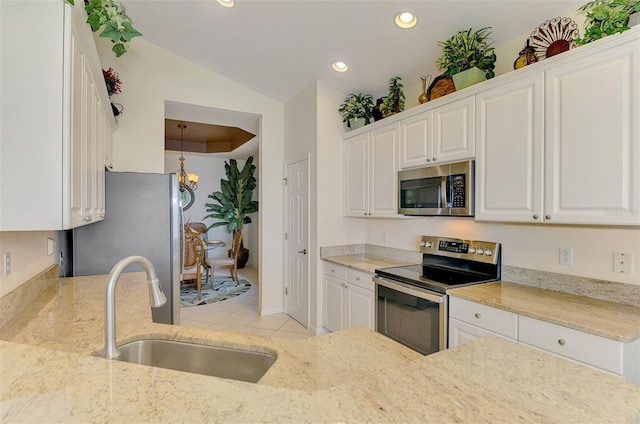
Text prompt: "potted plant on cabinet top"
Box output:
[[65, 0, 142, 57], [436, 27, 497, 91], [379, 76, 405, 118], [204, 157, 259, 269], [338, 93, 374, 131], [575, 0, 640, 45]]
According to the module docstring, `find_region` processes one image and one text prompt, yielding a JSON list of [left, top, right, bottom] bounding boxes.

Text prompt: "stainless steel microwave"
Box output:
[[398, 160, 474, 216]]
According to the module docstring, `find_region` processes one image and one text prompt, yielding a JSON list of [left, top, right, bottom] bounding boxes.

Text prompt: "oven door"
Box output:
[[374, 276, 447, 355]]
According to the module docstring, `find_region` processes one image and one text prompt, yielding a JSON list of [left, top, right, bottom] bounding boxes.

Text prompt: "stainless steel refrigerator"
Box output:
[[73, 172, 181, 324]]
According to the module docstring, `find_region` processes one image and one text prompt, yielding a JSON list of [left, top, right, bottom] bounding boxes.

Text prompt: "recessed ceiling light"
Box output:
[[332, 61, 349, 73], [395, 12, 417, 29], [216, 0, 234, 8]]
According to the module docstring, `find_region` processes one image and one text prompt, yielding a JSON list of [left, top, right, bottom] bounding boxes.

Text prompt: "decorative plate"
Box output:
[[427, 74, 456, 101], [527, 17, 579, 59]]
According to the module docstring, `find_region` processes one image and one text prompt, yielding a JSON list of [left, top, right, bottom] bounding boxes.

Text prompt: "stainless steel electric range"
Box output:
[[374, 235, 501, 355]]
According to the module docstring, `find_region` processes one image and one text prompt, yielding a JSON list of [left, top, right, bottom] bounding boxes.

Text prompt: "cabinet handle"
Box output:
[[474, 313, 481, 319], [356, 277, 360, 281], [558, 338, 566, 346], [83, 216, 92, 223], [545, 214, 551, 220], [298, 249, 307, 255], [533, 214, 539, 220]]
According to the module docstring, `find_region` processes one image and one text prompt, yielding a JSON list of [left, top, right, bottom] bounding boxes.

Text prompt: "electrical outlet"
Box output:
[[3, 252, 10, 276], [559, 248, 573, 266], [614, 252, 632, 274], [47, 238, 55, 255]]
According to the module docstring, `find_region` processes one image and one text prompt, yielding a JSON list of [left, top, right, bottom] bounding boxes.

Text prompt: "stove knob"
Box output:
[[420, 241, 426, 247], [484, 249, 493, 256], [476, 248, 485, 255], [468, 247, 476, 254], [425, 241, 433, 248]]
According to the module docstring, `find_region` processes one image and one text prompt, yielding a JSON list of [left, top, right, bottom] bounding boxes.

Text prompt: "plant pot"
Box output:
[[452, 67, 486, 91], [630, 12, 640, 27], [229, 247, 249, 269], [347, 117, 366, 131]]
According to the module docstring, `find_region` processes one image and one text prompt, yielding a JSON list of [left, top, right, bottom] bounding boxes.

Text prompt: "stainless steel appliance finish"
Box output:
[[73, 172, 181, 325], [115, 339, 277, 383], [374, 235, 500, 355], [398, 160, 474, 216]]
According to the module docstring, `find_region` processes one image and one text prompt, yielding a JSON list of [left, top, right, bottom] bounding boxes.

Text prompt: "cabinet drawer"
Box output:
[[519, 315, 623, 375], [323, 262, 347, 280], [449, 296, 518, 339], [346, 268, 374, 291]]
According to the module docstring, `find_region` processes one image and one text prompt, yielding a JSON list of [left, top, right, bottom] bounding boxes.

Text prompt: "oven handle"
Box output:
[[374, 276, 445, 303]]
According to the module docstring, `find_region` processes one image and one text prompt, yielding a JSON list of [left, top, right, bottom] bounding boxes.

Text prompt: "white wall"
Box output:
[[0, 232, 56, 297], [364, 218, 640, 285], [96, 38, 284, 314]]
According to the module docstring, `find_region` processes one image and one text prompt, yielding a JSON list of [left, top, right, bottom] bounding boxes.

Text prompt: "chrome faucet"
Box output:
[[102, 256, 167, 359]]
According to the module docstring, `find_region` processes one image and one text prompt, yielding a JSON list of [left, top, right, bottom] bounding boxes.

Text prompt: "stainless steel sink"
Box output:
[[114, 339, 277, 383]]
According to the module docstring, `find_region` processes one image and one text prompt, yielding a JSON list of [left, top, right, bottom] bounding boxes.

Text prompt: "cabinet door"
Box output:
[[344, 133, 369, 217], [346, 284, 374, 330], [545, 41, 640, 225], [448, 317, 512, 348], [475, 74, 544, 222], [369, 125, 399, 217], [323, 275, 345, 332], [400, 111, 433, 169], [433, 96, 475, 163]]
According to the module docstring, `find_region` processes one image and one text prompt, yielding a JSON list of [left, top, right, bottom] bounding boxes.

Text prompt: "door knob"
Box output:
[[298, 249, 307, 255]]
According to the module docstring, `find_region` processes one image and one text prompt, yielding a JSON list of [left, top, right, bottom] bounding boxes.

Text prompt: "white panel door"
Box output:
[[344, 133, 369, 217], [475, 74, 544, 222], [285, 159, 309, 327], [400, 111, 433, 169], [67, 25, 85, 229], [323, 275, 345, 332], [433, 96, 475, 164], [369, 124, 399, 217], [545, 41, 640, 225], [346, 284, 374, 330]]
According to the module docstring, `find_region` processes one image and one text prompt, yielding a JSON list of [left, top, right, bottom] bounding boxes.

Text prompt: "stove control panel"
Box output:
[[420, 235, 500, 265]]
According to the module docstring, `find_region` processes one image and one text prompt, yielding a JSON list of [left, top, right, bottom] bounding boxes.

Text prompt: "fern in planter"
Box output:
[[436, 27, 497, 79], [575, 0, 640, 45], [66, 0, 142, 57]]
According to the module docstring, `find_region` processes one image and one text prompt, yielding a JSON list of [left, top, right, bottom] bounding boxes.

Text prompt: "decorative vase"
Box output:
[[111, 102, 123, 117], [630, 12, 640, 27], [418, 75, 431, 104], [452, 67, 486, 91]]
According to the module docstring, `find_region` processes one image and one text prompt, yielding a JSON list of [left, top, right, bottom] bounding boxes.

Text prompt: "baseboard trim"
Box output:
[[260, 307, 284, 316]]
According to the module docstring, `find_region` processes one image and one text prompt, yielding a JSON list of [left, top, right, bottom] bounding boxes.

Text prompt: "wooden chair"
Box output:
[[205, 231, 242, 286], [181, 229, 206, 300]]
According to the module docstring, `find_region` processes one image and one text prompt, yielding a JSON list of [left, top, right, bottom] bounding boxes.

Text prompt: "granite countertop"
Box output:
[[321, 253, 414, 274], [448, 281, 640, 342], [1, 273, 640, 422]]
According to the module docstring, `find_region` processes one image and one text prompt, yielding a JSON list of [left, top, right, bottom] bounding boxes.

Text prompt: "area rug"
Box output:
[[180, 276, 251, 307]]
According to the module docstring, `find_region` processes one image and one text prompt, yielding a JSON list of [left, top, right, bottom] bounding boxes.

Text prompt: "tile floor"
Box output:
[[178, 267, 311, 340]]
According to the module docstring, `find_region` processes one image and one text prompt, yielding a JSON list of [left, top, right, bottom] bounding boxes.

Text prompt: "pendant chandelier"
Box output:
[[177, 124, 199, 190]]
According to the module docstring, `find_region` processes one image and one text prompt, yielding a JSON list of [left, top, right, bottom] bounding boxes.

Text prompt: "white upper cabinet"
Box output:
[[399, 97, 475, 169], [0, 1, 115, 230], [476, 29, 639, 225], [344, 125, 399, 217], [475, 74, 544, 222], [544, 40, 639, 225]]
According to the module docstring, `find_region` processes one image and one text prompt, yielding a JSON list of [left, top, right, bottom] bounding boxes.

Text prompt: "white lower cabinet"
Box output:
[[449, 295, 640, 385], [448, 297, 517, 346], [322, 262, 375, 332]]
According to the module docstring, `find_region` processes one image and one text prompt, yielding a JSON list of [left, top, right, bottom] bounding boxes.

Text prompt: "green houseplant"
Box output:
[[436, 27, 497, 90], [204, 157, 259, 269], [575, 0, 640, 45], [379, 76, 405, 118], [338, 93, 374, 130], [66, 0, 142, 57]]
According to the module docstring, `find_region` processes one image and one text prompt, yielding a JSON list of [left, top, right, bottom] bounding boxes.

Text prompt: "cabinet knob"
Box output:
[[558, 338, 566, 346], [83, 216, 92, 222], [545, 214, 551, 220], [298, 249, 307, 255], [533, 214, 539, 220], [426, 158, 431, 162], [474, 313, 481, 319], [363, 213, 367, 216], [432, 157, 437, 162], [356, 277, 360, 281]]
